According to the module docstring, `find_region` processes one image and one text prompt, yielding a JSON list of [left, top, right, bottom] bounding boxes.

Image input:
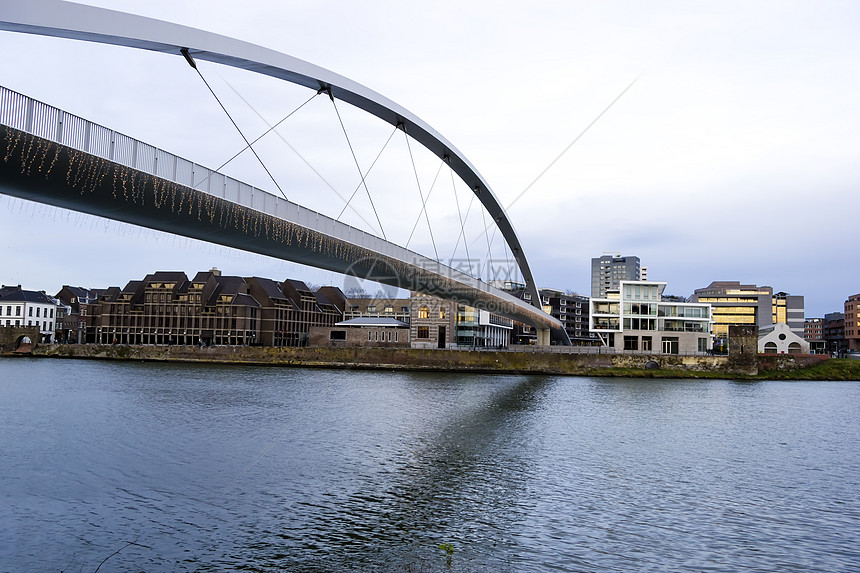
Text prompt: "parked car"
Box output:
[[845, 350, 860, 360]]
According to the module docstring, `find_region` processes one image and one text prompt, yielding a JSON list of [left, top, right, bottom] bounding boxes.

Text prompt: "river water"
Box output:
[[1, 358, 858, 572]]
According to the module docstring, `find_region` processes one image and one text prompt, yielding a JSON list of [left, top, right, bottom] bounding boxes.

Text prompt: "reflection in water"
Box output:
[[2, 359, 859, 572], [224, 374, 554, 571]]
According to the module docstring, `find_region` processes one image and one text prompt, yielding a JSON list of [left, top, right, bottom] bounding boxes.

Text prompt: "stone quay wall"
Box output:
[[26, 343, 738, 377]]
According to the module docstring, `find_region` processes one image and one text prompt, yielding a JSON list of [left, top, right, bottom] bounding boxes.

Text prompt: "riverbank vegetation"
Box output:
[[756, 358, 860, 381]]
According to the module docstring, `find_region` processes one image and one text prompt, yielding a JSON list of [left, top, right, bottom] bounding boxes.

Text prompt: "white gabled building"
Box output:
[[758, 322, 810, 354], [590, 280, 713, 354], [0, 285, 61, 342]]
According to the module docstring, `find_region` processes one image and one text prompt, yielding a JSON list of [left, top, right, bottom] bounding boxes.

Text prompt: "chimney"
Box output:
[[210, 267, 221, 276]]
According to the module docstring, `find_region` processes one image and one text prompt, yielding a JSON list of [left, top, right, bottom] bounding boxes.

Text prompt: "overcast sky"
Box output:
[[1, 0, 858, 317]]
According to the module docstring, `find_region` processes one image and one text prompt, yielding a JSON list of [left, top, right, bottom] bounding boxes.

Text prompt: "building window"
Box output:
[[16, 307, 21, 316], [330, 330, 346, 341], [417, 326, 430, 339], [439, 309, 446, 320], [29, 308, 33, 317], [384, 306, 394, 314], [698, 338, 708, 352], [418, 306, 430, 319], [642, 336, 652, 351], [661, 337, 679, 355], [623, 336, 638, 351]]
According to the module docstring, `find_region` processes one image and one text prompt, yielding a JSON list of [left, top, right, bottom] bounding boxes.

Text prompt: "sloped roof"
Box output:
[[99, 286, 122, 302], [191, 271, 217, 284], [206, 275, 247, 305], [0, 288, 57, 305], [143, 271, 189, 286], [233, 293, 261, 307], [285, 278, 311, 292], [247, 276, 287, 301], [62, 286, 104, 303], [0, 285, 20, 297], [215, 275, 247, 294], [122, 280, 144, 293]]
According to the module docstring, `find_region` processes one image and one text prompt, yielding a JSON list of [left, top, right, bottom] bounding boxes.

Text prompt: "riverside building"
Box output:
[[408, 293, 513, 349], [540, 289, 597, 345], [84, 269, 344, 346], [590, 280, 712, 354], [692, 282, 806, 351], [846, 294, 860, 352], [823, 312, 846, 355], [591, 254, 642, 299], [0, 285, 59, 342], [690, 281, 773, 351], [771, 292, 805, 337], [803, 318, 826, 354]]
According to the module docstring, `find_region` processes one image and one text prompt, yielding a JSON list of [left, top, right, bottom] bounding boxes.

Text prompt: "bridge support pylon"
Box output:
[[537, 328, 551, 347]]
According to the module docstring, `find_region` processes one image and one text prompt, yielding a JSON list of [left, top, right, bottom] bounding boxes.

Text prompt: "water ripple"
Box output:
[[1, 360, 859, 571]]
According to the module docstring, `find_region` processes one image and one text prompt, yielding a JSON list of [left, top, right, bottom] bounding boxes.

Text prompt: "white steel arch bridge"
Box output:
[[0, 0, 568, 344]]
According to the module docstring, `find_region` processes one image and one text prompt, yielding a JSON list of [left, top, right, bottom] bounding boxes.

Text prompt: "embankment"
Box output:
[[12, 344, 855, 379]]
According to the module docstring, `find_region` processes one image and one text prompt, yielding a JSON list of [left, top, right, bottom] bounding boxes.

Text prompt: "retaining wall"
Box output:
[[29, 343, 735, 377]]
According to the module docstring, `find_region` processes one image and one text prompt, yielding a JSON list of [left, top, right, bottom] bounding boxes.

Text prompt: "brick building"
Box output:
[[803, 317, 826, 354], [823, 312, 846, 355], [85, 269, 344, 346], [845, 294, 860, 352], [409, 293, 453, 349]]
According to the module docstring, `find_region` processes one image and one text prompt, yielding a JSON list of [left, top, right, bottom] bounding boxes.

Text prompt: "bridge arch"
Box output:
[[0, 0, 543, 308]]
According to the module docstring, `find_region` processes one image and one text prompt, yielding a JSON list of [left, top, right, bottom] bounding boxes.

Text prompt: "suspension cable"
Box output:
[[405, 159, 443, 250], [502, 236, 518, 286], [216, 93, 317, 179], [450, 192, 476, 274], [181, 48, 288, 201], [448, 165, 473, 276], [337, 125, 398, 221], [402, 125, 439, 261], [218, 79, 380, 233], [507, 76, 640, 211], [479, 206, 493, 282], [192, 87, 318, 190], [329, 92, 387, 240]]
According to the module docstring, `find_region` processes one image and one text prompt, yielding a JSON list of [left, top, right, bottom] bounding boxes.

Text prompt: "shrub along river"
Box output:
[[1, 357, 858, 571]]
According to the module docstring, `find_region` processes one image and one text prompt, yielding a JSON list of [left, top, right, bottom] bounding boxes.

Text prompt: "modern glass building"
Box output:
[[590, 281, 712, 354], [690, 281, 773, 351]]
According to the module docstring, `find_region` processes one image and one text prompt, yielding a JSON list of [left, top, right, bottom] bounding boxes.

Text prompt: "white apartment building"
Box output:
[[0, 286, 60, 342], [590, 281, 713, 354]]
